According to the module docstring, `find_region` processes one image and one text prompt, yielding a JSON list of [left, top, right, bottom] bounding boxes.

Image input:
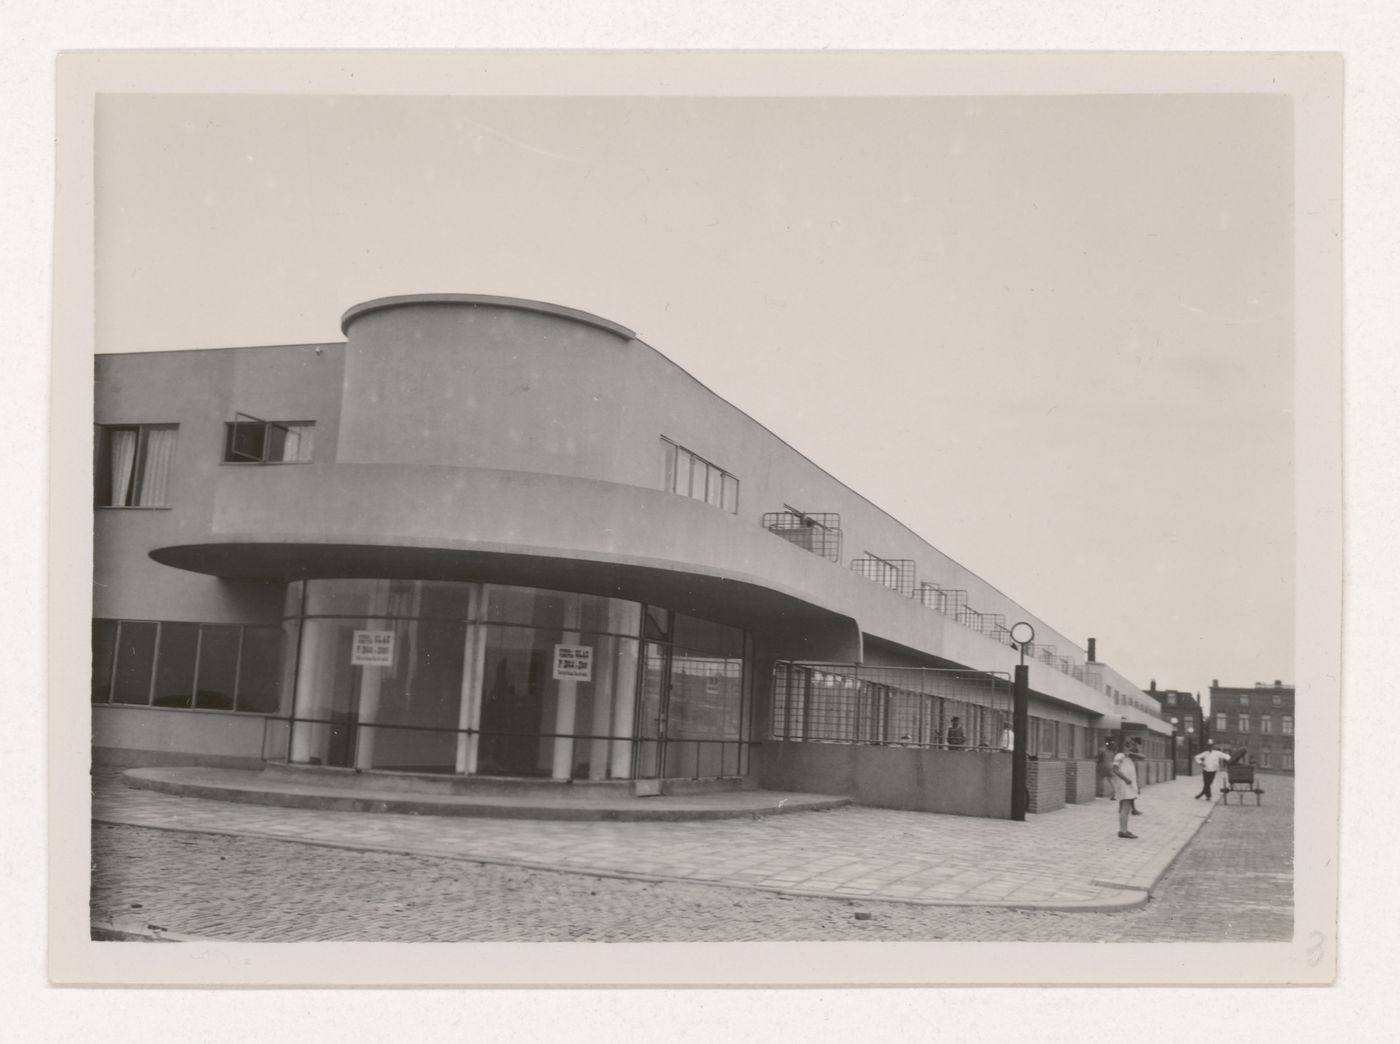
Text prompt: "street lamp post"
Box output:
[[1170, 716, 1180, 780], [1009, 622, 1035, 822]]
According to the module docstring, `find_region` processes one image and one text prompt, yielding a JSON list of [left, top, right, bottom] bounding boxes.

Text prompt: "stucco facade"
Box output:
[[92, 294, 1170, 809]]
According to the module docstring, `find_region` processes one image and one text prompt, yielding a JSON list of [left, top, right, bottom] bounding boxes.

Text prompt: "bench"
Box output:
[[1220, 764, 1264, 805]]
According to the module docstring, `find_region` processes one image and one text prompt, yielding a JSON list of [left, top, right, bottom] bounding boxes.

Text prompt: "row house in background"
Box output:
[[1146, 681, 1206, 776], [1208, 680, 1295, 773]]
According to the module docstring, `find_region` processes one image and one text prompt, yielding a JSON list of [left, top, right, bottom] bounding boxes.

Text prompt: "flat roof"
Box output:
[[340, 294, 637, 340]]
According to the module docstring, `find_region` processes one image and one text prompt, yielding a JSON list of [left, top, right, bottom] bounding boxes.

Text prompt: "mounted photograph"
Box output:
[[50, 50, 1342, 986]]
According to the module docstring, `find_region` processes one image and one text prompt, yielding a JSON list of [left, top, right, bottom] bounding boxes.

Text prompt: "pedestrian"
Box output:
[[998, 720, 1015, 752], [1127, 739, 1144, 816], [1095, 740, 1116, 798], [1111, 739, 1141, 839], [1194, 740, 1231, 800], [946, 716, 966, 751]]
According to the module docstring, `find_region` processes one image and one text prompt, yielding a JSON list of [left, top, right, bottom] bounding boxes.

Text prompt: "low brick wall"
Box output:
[[1063, 759, 1098, 804], [758, 742, 1014, 818], [1027, 759, 1066, 813]]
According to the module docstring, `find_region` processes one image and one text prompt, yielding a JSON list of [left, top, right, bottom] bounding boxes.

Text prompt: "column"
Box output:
[[289, 618, 327, 764], [587, 636, 617, 781], [354, 582, 390, 770], [550, 595, 583, 780], [608, 638, 640, 780], [455, 584, 485, 774]]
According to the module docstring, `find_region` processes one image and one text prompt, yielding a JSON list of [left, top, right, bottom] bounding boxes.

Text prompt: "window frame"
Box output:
[[659, 436, 739, 514], [91, 617, 283, 715], [94, 422, 179, 508], [223, 415, 315, 464]]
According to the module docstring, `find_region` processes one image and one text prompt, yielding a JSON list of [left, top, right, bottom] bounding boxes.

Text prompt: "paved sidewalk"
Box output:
[[94, 771, 1214, 910]]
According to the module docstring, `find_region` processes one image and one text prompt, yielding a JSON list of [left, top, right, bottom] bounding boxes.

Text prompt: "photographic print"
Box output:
[[51, 51, 1341, 986]]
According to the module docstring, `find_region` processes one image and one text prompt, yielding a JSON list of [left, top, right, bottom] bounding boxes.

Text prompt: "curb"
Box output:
[[1090, 793, 1222, 901], [122, 771, 853, 822]]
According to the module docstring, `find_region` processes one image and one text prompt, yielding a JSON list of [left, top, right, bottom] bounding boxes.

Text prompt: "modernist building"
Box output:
[[92, 294, 1172, 817], [1208, 680, 1295, 773]]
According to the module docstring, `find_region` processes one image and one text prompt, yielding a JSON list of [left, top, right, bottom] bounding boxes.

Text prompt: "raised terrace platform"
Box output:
[[120, 766, 854, 822]]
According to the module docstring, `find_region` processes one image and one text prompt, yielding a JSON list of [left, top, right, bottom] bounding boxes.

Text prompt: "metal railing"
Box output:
[[261, 714, 757, 781], [771, 662, 1012, 749], [851, 554, 916, 597], [762, 509, 843, 563]]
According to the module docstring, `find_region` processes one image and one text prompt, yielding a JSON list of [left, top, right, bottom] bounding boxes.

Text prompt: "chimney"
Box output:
[[1212, 678, 1219, 688], [1087, 638, 1096, 662], [1274, 679, 1281, 687], [1149, 679, 1157, 692]]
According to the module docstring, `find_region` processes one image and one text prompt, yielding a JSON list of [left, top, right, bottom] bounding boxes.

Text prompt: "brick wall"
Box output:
[[1063, 759, 1098, 804], [1027, 759, 1066, 813]]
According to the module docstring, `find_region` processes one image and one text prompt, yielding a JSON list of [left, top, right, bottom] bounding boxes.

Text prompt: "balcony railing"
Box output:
[[762, 509, 842, 563], [851, 554, 916, 597]]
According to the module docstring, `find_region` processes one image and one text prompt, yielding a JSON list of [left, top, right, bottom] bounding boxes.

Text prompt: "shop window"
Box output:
[[91, 619, 118, 703], [1282, 715, 1294, 735], [237, 627, 284, 713], [95, 424, 178, 507], [92, 618, 284, 714], [194, 626, 241, 710], [152, 623, 199, 708], [225, 416, 314, 463], [660, 437, 738, 513], [111, 621, 158, 704]]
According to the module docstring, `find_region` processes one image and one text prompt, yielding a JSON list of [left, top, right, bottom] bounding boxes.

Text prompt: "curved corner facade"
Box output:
[[93, 295, 1172, 815]]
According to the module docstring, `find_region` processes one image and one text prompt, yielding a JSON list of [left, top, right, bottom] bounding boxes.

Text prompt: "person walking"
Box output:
[[1095, 740, 1116, 799], [1194, 741, 1231, 800], [1111, 739, 1141, 839]]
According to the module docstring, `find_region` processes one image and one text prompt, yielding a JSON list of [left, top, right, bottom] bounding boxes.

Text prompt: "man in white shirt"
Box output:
[[1193, 741, 1231, 800]]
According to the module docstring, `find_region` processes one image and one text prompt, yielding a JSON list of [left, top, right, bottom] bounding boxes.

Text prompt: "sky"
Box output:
[[94, 92, 1295, 706]]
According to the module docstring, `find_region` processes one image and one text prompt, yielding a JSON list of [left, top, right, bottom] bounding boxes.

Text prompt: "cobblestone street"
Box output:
[[91, 773, 1293, 943]]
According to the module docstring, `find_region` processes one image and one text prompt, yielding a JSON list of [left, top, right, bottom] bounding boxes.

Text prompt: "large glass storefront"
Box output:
[[284, 579, 752, 780]]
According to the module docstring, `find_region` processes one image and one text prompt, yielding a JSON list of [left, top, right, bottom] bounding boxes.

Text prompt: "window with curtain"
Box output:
[[224, 418, 314, 463], [95, 424, 178, 506]]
